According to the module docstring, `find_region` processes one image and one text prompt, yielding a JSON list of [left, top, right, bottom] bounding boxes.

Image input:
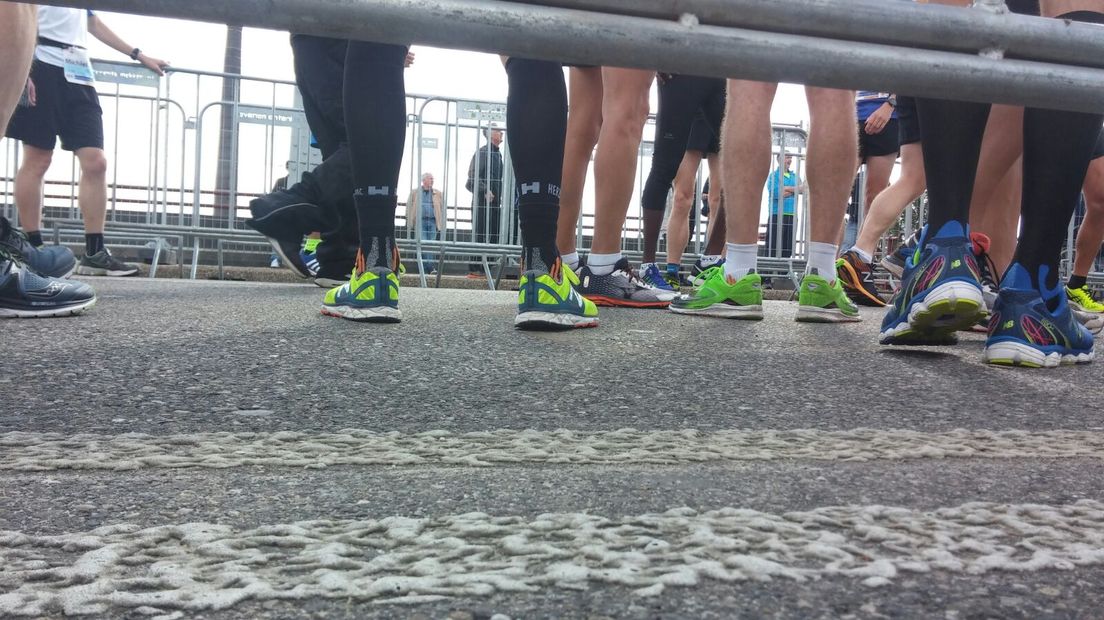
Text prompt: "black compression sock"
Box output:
[[915, 98, 991, 235], [642, 209, 664, 263], [505, 57, 567, 273], [1068, 274, 1088, 290], [1012, 10, 1104, 295], [85, 233, 104, 255], [343, 41, 407, 259], [26, 230, 43, 247], [362, 234, 396, 270]]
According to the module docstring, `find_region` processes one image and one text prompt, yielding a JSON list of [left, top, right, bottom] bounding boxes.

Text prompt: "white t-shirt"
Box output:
[[35, 7, 92, 68]]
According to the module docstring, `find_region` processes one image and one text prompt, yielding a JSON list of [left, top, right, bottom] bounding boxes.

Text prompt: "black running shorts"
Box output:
[[5, 61, 104, 152], [858, 118, 900, 161], [896, 96, 920, 146]]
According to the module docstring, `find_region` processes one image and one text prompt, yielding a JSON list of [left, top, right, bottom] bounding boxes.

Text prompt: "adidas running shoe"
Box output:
[[796, 270, 862, 323], [669, 268, 763, 319], [836, 250, 885, 307], [984, 263, 1094, 368], [880, 221, 986, 345], [577, 258, 678, 308], [516, 259, 598, 330], [0, 254, 96, 318], [638, 262, 676, 293], [321, 252, 401, 323], [300, 239, 321, 278]]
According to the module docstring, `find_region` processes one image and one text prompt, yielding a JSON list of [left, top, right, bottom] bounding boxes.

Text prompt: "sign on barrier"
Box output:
[[421, 137, 439, 149], [457, 101, 506, 123], [92, 61, 160, 87], [237, 105, 303, 127]]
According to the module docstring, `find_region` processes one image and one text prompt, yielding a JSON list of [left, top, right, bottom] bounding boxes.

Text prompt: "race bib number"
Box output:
[[62, 47, 95, 85]]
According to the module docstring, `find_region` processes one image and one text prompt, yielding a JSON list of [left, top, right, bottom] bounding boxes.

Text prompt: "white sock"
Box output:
[[699, 254, 723, 267], [722, 243, 758, 280], [807, 241, 839, 284], [588, 252, 621, 276], [562, 251, 580, 271], [847, 246, 872, 264]]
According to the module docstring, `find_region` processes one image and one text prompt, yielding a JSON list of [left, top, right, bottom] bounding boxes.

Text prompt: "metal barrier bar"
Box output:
[[19, 0, 1104, 113]]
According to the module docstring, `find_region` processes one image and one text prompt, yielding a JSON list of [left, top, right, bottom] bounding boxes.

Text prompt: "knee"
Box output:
[[20, 149, 53, 177], [80, 151, 108, 179]]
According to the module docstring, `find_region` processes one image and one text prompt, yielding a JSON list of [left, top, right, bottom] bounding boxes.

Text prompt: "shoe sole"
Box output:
[[320, 304, 402, 323], [837, 261, 886, 307], [263, 237, 311, 280], [313, 277, 346, 288], [586, 295, 673, 309], [74, 266, 139, 277], [515, 311, 599, 331], [879, 281, 985, 345], [0, 297, 97, 318], [669, 303, 764, 320], [1073, 309, 1104, 335], [985, 341, 1094, 368], [795, 305, 862, 323]]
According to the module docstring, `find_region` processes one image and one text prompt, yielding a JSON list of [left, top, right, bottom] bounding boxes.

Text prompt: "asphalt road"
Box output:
[[1, 277, 1102, 619]]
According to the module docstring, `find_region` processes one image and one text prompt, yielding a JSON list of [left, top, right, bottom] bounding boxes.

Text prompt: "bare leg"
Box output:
[[0, 2, 37, 131], [805, 87, 859, 245], [972, 157, 1023, 276], [14, 145, 53, 234], [967, 104, 1023, 273], [1073, 157, 1104, 277], [590, 68, 653, 255], [722, 80, 777, 245], [666, 149, 704, 266], [75, 147, 109, 235], [862, 152, 896, 221], [853, 142, 926, 256], [557, 66, 602, 256]]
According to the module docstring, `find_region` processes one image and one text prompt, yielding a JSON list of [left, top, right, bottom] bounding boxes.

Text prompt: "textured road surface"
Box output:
[[2, 277, 1102, 619]]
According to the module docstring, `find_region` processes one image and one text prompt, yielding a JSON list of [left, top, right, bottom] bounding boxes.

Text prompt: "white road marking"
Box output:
[[2, 501, 1103, 616], [1, 428, 1103, 471]]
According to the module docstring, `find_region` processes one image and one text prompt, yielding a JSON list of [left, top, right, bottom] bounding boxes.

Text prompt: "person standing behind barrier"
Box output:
[[879, 0, 1099, 367], [1063, 127, 1104, 327], [466, 126, 504, 276], [765, 153, 800, 259], [5, 6, 167, 278], [406, 172, 443, 274], [0, 2, 97, 318], [672, 80, 861, 322], [847, 91, 900, 249]]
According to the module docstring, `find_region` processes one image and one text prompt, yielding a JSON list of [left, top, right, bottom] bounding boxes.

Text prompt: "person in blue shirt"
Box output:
[[765, 153, 800, 258]]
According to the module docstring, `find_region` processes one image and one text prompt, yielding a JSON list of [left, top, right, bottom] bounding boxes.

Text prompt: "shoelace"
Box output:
[[974, 247, 1000, 289]]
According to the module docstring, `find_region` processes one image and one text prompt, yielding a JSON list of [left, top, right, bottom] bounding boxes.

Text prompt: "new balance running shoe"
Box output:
[[669, 268, 763, 319], [984, 263, 1094, 368], [515, 259, 598, 330], [796, 270, 862, 323], [836, 250, 885, 307], [638, 262, 677, 293], [1066, 283, 1104, 314], [0, 254, 96, 318], [880, 221, 986, 346], [577, 258, 678, 308], [321, 252, 401, 323], [0, 218, 77, 278], [75, 249, 139, 277], [880, 232, 917, 279]]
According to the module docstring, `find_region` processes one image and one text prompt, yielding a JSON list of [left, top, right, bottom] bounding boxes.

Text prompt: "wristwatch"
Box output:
[[886, 95, 898, 108], [130, 48, 141, 60]]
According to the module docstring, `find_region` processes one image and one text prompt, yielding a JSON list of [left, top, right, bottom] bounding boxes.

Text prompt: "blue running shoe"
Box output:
[[299, 249, 320, 278], [984, 263, 1094, 368], [879, 221, 986, 346], [638, 262, 676, 293]]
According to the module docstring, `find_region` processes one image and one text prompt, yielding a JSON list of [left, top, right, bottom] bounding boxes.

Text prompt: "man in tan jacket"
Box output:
[[407, 172, 444, 273]]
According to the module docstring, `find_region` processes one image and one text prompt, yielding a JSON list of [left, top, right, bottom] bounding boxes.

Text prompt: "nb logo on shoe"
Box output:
[[951, 259, 962, 269]]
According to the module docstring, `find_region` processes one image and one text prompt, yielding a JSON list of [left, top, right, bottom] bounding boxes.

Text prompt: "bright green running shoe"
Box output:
[[321, 253, 401, 323], [669, 268, 763, 320], [795, 268, 862, 323], [1067, 284, 1104, 314], [516, 258, 598, 330]]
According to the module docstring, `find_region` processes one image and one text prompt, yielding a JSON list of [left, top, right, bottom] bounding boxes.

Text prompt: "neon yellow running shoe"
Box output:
[[669, 267, 763, 319], [516, 258, 598, 330], [1066, 284, 1104, 314], [321, 252, 401, 323], [796, 270, 862, 323]]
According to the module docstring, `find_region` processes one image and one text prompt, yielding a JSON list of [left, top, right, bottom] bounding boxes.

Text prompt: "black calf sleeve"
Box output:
[[915, 98, 991, 235], [506, 58, 567, 268], [343, 41, 408, 260]]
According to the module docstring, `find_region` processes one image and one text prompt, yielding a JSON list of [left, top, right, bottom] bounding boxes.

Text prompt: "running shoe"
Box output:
[[0, 253, 96, 318], [515, 258, 598, 330], [969, 231, 1001, 332], [638, 263, 676, 293], [75, 249, 139, 277], [669, 268, 763, 319], [1066, 283, 1104, 314], [880, 232, 917, 279], [984, 263, 1094, 367], [577, 258, 678, 308], [796, 270, 862, 323], [321, 251, 401, 323], [1073, 308, 1104, 335], [0, 218, 76, 279], [836, 250, 885, 307], [880, 221, 986, 346], [691, 257, 725, 280], [299, 246, 321, 277], [247, 191, 325, 279]]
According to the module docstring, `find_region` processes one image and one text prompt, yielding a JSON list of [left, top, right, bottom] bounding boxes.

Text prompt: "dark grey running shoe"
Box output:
[[0, 217, 76, 278], [0, 254, 96, 318], [577, 257, 678, 308], [75, 249, 139, 277]]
